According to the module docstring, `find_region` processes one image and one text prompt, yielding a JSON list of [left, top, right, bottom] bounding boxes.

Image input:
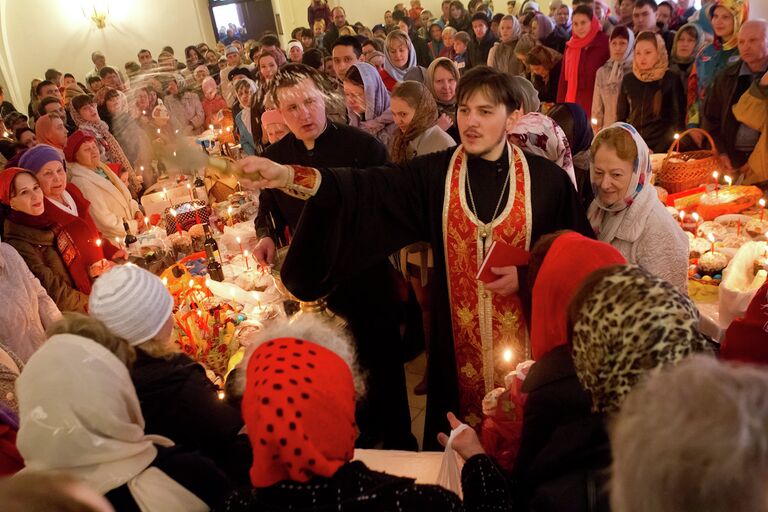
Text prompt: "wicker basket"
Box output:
[[657, 128, 719, 194]]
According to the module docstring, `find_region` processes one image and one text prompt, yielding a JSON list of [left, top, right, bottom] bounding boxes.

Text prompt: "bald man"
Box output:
[[702, 19, 768, 183]]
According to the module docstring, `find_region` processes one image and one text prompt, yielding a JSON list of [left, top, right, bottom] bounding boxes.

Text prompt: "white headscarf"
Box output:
[[587, 122, 653, 241], [16, 334, 208, 511], [234, 78, 259, 136]]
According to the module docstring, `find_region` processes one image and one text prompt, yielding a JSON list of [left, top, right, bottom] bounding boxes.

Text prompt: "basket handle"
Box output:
[[664, 128, 719, 159]]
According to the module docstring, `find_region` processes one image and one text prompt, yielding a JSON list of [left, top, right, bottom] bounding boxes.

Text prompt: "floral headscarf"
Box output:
[[709, 0, 749, 51], [509, 112, 576, 188], [571, 265, 711, 412], [586, 122, 651, 241]]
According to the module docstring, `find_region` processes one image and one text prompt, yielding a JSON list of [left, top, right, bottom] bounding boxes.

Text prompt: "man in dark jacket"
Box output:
[[468, 12, 498, 69], [632, 0, 675, 55], [322, 6, 349, 51], [702, 20, 768, 177]]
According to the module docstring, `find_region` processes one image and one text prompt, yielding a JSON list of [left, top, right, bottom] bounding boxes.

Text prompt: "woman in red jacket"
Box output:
[[557, 5, 610, 116]]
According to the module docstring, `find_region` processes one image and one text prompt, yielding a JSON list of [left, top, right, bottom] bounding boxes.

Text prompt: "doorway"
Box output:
[[209, 0, 277, 43]]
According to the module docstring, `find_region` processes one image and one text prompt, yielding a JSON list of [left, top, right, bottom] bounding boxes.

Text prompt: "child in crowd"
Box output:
[[453, 31, 471, 72]]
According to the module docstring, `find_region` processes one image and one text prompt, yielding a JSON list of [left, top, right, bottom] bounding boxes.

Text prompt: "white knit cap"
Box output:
[[89, 265, 174, 346]]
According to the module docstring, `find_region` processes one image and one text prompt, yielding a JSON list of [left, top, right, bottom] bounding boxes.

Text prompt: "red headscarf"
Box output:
[[563, 14, 602, 103], [721, 283, 768, 365], [530, 232, 625, 360], [63, 130, 96, 163], [0, 168, 31, 206], [242, 337, 356, 488]]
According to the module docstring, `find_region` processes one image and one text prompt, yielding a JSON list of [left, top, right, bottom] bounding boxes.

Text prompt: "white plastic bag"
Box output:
[[720, 241, 768, 327], [437, 423, 470, 498]]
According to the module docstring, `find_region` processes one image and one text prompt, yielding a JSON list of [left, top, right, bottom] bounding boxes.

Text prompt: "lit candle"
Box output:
[[708, 233, 715, 253], [114, 236, 122, 251], [170, 208, 183, 235], [95, 238, 102, 248], [186, 183, 194, 201], [208, 124, 214, 131], [172, 151, 177, 158], [673, 133, 680, 140], [188, 278, 195, 289], [590, 117, 598, 126], [678, 210, 685, 228], [156, 128, 161, 134], [712, 171, 719, 198], [226, 126, 231, 133], [692, 212, 700, 237], [227, 205, 233, 226], [243, 249, 250, 270], [163, 187, 172, 208], [162, 276, 168, 287], [761, 199, 766, 222], [217, 391, 225, 400], [144, 216, 149, 226], [175, 129, 179, 134], [725, 175, 732, 188], [236, 236, 244, 255], [502, 348, 513, 365], [142, 110, 146, 115]]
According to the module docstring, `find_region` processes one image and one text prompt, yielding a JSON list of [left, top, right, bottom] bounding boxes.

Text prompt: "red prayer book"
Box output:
[[476, 241, 530, 283]]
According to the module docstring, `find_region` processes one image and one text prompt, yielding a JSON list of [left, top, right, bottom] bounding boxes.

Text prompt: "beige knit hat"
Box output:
[[89, 265, 174, 346]]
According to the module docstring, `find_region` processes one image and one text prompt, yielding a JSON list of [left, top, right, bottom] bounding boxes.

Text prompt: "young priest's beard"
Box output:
[[465, 129, 508, 161]]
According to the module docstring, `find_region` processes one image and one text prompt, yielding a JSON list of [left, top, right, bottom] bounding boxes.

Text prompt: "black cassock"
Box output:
[[256, 122, 416, 450], [277, 142, 594, 451]]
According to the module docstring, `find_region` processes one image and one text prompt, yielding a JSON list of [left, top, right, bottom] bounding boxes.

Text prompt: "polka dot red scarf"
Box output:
[[243, 337, 357, 487]]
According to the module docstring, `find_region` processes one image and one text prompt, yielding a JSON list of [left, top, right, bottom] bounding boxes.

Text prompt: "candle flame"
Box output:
[[678, 210, 685, 220], [114, 236, 120, 244], [144, 216, 149, 225], [217, 391, 225, 400], [173, 151, 177, 157], [175, 129, 179, 134], [188, 279, 195, 288], [673, 133, 680, 140], [725, 176, 732, 186], [236, 236, 241, 243], [142, 110, 146, 115], [761, 199, 766, 208], [707, 233, 715, 243], [712, 171, 718, 180], [502, 348, 513, 363], [692, 212, 700, 222], [227, 206, 233, 214], [590, 117, 597, 125], [243, 249, 249, 257], [156, 128, 161, 134], [162, 277, 168, 286], [186, 183, 191, 189], [140, 165, 144, 171], [208, 124, 214, 131], [95, 238, 102, 247], [170, 208, 177, 217]]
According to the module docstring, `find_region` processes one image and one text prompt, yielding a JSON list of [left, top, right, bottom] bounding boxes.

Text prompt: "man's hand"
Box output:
[[236, 157, 292, 189], [484, 266, 519, 296], [437, 412, 486, 461], [253, 237, 276, 266]]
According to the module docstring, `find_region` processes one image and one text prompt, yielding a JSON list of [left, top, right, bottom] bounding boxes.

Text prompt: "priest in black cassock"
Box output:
[[252, 64, 416, 451], [243, 65, 593, 450]]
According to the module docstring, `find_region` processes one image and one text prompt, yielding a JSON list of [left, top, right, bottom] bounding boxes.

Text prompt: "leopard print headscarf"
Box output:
[[572, 265, 710, 413]]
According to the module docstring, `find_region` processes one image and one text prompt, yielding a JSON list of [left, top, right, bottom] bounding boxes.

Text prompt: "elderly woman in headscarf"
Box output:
[[218, 315, 511, 511], [509, 111, 576, 188], [616, 31, 686, 152], [380, 29, 418, 91], [65, 130, 145, 241], [33, 113, 68, 157], [587, 123, 688, 290], [343, 62, 398, 149], [15, 326, 232, 510], [426, 57, 461, 141], [592, 25, 635, 132], [688, 0, 749, 127], [487, 15, 524, 75], [163, 74, 205, 135], [234, 78, 259, 156], [68, 94, 141, 199]]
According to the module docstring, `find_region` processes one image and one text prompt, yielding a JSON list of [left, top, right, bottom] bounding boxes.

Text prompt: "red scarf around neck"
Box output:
[[563, 16, 602, 103]]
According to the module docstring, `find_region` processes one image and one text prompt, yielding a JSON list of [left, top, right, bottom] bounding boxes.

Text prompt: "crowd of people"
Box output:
[[0, 0, 766, 510]]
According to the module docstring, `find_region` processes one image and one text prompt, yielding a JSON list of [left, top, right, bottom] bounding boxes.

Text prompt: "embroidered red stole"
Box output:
[[443, 144, 532, 427]]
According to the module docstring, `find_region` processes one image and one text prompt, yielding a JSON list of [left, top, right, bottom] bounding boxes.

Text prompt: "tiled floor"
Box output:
[[405, 352, 427, 449]]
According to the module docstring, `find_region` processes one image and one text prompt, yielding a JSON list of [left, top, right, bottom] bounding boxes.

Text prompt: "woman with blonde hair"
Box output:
[[380, 29, 418, 91]]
